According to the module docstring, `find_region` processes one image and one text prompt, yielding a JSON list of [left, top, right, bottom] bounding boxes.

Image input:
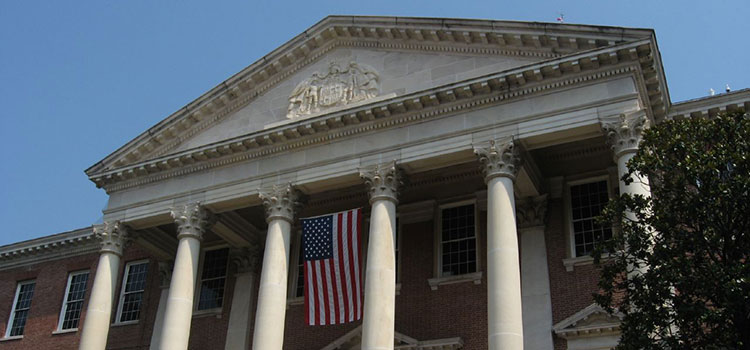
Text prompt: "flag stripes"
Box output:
[[302, 208, 362, 325]]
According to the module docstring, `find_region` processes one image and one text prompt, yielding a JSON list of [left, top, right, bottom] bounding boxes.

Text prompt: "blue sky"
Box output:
[[1, 0, 748, 246]]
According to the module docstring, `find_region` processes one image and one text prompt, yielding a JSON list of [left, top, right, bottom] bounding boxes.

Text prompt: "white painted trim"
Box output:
[[56, 270, 89, 332], [4, 280, 34, 338], [114, 259, 149, 324], [435, 199, 481, 279]]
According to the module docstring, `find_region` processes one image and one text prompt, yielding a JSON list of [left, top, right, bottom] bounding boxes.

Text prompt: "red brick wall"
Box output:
[[1, 199, 600, 350]]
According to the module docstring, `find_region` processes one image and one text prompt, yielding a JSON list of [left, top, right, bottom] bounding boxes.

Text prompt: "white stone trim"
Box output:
[[427, 271, 483, 290], [0, 227, 97, 271]]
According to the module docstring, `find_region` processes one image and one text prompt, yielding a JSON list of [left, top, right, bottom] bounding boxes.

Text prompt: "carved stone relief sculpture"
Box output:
[[287, 61, 380, 119]]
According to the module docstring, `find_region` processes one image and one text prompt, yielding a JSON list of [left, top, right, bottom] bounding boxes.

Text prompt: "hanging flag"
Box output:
[[301, 208, 362, 326]]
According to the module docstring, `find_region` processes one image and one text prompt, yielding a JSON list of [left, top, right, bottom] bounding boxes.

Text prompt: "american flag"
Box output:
[[301, 208, 362, 326]]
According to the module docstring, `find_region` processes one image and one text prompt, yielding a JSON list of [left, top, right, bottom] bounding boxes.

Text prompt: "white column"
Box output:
[[157, 203, 213, 350], [359, 162, 401, 350], [149, 261, 172, 350], [516, 195, 554, 350], [602, 111, 651, 201], [252, 184, 302, 350], [79, 222, 130, 350], [475, 139, 524, 350], [225, 246, 261, 350]]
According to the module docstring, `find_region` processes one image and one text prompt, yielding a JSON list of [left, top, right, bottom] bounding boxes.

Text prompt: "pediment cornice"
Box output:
[[86, 16, 661, 179], [89, 39, 661, 193], [553, 303, 623, 339]]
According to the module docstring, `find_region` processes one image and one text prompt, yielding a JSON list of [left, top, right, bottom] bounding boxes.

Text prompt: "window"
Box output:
[[569, 179, 613, 257], [4, 280, 35, 338], [196, 247, 229, 311], [293, 243, 305, 298], [57, 271, 89, 331], [115, 261, 149, 323], [439, 202, 477, 276]]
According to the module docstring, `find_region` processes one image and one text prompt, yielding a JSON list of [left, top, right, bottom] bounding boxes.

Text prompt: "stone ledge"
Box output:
[[427, 271, 482, 290]]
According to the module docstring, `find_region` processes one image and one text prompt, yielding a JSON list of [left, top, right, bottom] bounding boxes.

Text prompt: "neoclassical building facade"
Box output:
[[1, 16, 749, 350]]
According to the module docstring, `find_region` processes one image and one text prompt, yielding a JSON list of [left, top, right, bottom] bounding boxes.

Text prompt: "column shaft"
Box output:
[[157, 236, 201, 350], [361, 199, 397, 350], [252, 219, 292, 350], [149, 289, 170, 350], [79, 252, 120, 350], [487, 176, 524, 349]]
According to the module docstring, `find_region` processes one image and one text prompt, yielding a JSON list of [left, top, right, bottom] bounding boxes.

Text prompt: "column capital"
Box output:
[[259, 183, 304, 223], [474, 138, 522, 183], [360, 161, 402, 204], [601, 111, 650, 160], [158, 261, 173, 289], [516, 195, 548, 229], [171, 202, 214, 240], [230, 244, 262, 274], [93, 221, 130, 256]]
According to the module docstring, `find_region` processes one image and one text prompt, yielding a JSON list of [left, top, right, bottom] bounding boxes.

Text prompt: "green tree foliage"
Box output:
[[593, 111, 750, 350]]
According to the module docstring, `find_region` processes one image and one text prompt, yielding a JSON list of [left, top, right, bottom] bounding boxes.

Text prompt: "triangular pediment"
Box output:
[[321, 325, 463, 350], [87, 16, 661, 189], [553, 303, 623, 339]]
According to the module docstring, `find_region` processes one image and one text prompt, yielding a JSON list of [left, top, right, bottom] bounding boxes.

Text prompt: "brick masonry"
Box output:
[[0, 199, 601, 349]]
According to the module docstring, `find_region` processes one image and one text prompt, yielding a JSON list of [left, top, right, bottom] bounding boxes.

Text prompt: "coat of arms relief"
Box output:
[[287, 61, 380, 119]]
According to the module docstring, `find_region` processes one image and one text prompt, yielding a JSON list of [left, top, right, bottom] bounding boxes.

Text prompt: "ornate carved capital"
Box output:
[[516, 195, 548, 229], [230, 244, 262, 274], [93, 221, 130, 256], [474, 138, 522, 183], [601, 111, 650, 159], [259, 183, 304, 223], [158, 261, 173, 289], [359, 161, 402, 204], [170, 202, 214, 240]]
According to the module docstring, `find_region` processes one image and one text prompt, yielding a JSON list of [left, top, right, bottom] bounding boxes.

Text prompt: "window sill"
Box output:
[[563, 254, 611, 272], [111, 320, 139, 327], [52, 328, 78, 335], [428, 272, 482, 290], [192, 308, 222, 318], [0, 335, 23, 342]]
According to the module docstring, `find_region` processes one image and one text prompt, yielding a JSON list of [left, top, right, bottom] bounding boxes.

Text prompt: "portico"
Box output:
[[78, 16, 672, 350]]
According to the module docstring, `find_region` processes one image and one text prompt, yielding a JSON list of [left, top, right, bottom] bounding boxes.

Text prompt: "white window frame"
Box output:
[[287, 229, 305, 305], [428, 199, 483, 290], [4, 280, 35, 339], [114, 260, 149, 325], [193, 245, 230, 314], [55, 270, 89, 332]]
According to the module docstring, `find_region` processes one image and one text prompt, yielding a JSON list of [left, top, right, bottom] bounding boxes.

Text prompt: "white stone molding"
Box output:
[[516, 195, 548, 229], [322, 325, 464, 350], [0, 227, 98, 271], [230, 245, 262, 274], [88, 37, 662, 192], [553, 303, 622, 341], [668, 88, 750, 120], [601, 110, 649, 159], [287, 61, 380, 119], [158, 261, 173, 289], [359, 161, 402, 204], [86, 17, 664, 180], [170, 202, 214, 240], [474, 138, 522, 183], [258, 183, 304, 223], [93, 221, 131, 256]]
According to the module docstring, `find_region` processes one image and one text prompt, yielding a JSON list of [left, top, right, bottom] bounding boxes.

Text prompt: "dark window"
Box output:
[[295, 243, 305, 298], [60, 272, 89, 330], [197, 248, 229, 310], [570, 180, 612, 257], [118, 262, 149, 322], [440, 204, 477, 276], [7, 281, 35, 337]]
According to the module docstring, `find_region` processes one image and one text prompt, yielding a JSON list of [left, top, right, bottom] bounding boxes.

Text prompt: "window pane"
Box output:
[[119, 262, 148, 322], [197, 248, 228, 310], [440, 204, 477, 276], [62, 272, 89, 329], [570, 180, 611, 257], [9, 282, 35, 336]]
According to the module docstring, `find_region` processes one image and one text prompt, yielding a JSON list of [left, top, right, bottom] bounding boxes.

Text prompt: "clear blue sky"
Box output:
[[1, 1, 748, 246]]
